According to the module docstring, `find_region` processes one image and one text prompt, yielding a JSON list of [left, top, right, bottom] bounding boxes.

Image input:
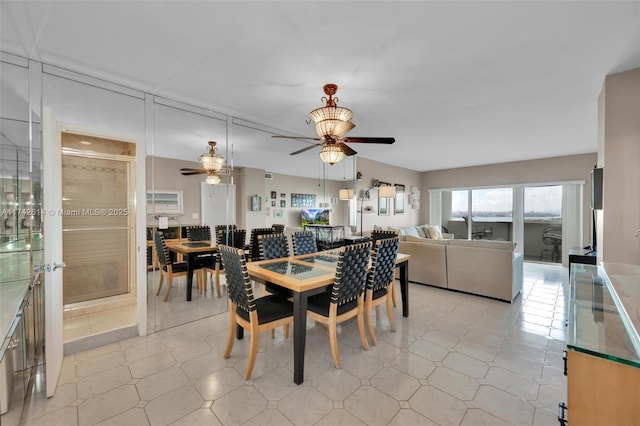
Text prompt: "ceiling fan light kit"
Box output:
[[273, 84, 395, 165], [319, 145, 345, 165], [180, 141, 228, 185], [199, 141, 225, 172]]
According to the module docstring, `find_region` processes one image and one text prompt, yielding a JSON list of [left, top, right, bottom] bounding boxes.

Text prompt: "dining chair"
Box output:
[[153, 231, 204, 301], [185, 225, 211, 242], [215, 224, 237, 234], [248, 227, 275, 261], [218, 244, 294, 379], [306, 241, 372, 368], [271, 223, 285, 234], [371, 229, 398, 242], [291, 231, 318, 256], [185, 225, 214, 291], [258, 233, 289, 260], [370, 229, 400, 306], [365, 237, 400, 345], [204, 229, 247, 297]]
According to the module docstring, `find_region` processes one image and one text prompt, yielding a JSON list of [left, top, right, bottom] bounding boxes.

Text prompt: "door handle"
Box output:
[[53, 262, 66, 271]]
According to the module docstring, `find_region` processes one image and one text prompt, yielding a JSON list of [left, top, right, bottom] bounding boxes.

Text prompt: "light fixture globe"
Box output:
[[309, 106, 353, 138], [319, 145, 345, 165], [309, 84, 354, 139], [199, 141, 225, 172], [205, 173, 221, 185]]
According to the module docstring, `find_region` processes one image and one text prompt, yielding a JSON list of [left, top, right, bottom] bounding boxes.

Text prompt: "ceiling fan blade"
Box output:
[[180, 169, 208, 175], [272, 135, 321, 141], [333, 121, 355, 137], [338, 142, 357, 156], [290, 144, 321, 155], [341, 137, 395, 144]]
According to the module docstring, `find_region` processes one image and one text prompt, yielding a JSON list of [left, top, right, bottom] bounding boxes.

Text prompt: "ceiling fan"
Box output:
[[180, 141, 229, 185], [272, 83, 395, 165]]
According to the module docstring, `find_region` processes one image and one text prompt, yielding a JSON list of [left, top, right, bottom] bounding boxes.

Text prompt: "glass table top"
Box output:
[[568, 264, 640, 368], [257, 260, 330, 279], [297, 253, 339, 267]]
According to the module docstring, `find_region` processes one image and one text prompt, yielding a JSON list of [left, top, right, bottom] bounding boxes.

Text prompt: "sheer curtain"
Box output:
[[562, 184, 583, 265]]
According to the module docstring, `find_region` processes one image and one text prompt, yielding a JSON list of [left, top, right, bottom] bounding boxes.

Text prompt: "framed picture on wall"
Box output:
[[274, 209, 283, 218], [394, 184, 405, 214], [280, 199, 286, 208], [251, 195, 261, 211], [378, 196, 390, 215], [271, 191, 277, 199], [271, 200, 276, 207], [280, 193, 286, 198]]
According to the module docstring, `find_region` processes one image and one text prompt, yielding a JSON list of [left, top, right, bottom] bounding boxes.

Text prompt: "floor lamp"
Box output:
[[359, 185, 396, 236]]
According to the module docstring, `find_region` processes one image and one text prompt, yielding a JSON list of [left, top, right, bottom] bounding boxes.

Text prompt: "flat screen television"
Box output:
[[591, 167, 603, 210], [301, 208, 330, 227]]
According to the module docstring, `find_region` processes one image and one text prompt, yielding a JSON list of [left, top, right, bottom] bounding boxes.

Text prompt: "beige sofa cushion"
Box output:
[[446, 243, 516, 301], [399, 240, 448, 288], [447, 239, 514, 250]]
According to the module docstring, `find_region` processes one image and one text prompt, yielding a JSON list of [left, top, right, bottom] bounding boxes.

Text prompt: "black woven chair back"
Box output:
[[153, 231, 171, 267], [215, 224, 237, 234], [249, 227, 275, 261], [368, 237, 399, 292], [218, 245, 256, 314], [272, 224, 285, 234], [331, 242, 372, 306], [186, 226, 211, 242], [216, 229, 246, 249], [259, 233, 289, 260], [292, 231, 318, 256], [371, 229, 398, 242]]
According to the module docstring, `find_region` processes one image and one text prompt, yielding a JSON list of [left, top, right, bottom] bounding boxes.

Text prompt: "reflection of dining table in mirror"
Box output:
[[166, 241, 217, 301], [246, 249, 411, 384]]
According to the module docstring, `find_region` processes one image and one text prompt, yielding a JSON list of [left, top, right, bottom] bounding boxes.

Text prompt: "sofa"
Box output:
[[386, 225, 523, 302]]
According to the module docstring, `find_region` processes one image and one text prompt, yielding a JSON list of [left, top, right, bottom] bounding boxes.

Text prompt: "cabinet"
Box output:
[[1, 286, 34, 426], [562, 263, 640, 425]]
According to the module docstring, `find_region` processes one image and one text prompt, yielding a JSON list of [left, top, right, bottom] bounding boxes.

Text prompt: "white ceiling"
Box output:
[[2, 1, 639, 179]]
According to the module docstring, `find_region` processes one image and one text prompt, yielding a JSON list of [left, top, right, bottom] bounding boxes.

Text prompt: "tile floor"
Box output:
[[17, 262, 568, 425]]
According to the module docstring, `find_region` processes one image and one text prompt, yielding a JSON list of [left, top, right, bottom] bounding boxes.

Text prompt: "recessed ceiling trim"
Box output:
[[153, 95, 227, 121], [0, 51, 28, 68], [43, 63, 145, 99]]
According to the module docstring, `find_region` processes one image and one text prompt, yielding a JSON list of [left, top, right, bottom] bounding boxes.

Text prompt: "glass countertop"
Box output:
[[568, 263, 640, 368]]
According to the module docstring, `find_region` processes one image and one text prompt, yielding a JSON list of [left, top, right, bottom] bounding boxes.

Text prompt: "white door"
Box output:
[[42, 107, 64, 397]]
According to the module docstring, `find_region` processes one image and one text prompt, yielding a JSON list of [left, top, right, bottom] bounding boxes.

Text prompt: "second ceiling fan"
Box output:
[[272, 84, 395, 165]]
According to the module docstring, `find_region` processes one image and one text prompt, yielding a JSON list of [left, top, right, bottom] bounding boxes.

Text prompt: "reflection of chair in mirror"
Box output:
[[185, 225, 214, 294], [154, 232, 203, 301], [207, 229, 246, 297], [291, 231, 317, 256], [248, 228, 275, 261], [306, 242, 372, 368], [219, 245, 293, 379], [215, 224, 237, 234], [365, 237, 400, 345], [540, 226, 562, 262]]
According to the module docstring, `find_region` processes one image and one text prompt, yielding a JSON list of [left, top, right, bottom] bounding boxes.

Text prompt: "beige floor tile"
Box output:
[[14, 262, 574, 426]]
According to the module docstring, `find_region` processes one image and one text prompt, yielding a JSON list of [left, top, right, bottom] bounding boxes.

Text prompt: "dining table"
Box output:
[[246, 249, 411, 385], [166, 240, 218, 301]]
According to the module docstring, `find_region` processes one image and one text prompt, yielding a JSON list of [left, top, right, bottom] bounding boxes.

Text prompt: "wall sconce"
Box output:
[[356, 171, 363, 181]]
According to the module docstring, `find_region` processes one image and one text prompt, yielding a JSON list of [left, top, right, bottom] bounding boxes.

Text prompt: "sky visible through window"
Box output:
[[451, 186, 562, 220]]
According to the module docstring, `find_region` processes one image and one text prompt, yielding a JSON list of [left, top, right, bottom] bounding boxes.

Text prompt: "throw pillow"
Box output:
[[427, 225, 443, 240], [416, 226, 427, 238], [418, 225, 431, 238]]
